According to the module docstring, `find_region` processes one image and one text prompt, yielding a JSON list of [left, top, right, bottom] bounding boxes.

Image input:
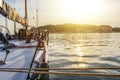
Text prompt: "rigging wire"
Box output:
[[13, 0, 15, 9], [20, 0, 24, 17], [28, 0, 35, 26]]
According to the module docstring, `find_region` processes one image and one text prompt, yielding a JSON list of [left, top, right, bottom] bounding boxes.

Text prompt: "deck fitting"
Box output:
[[0, 61, 6, 65]]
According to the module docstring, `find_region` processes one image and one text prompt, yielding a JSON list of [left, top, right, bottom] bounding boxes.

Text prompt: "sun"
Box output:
[[60, 0, 103, 22]]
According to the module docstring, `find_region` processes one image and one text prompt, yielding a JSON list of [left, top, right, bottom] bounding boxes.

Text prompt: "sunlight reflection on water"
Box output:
[[49, 33, 120, 80], [76, 44, 83, 56]]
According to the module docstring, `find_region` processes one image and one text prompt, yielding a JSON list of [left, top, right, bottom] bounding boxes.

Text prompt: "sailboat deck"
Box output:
[[0, 40, 37, 80]]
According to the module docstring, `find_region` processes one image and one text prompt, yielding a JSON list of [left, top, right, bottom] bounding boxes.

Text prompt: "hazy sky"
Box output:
[[0, 0, 120, 33], [36, 0, 120, 27]]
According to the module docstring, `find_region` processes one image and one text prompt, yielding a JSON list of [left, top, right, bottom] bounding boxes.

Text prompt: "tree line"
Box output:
[[38, 24, 120, 33]]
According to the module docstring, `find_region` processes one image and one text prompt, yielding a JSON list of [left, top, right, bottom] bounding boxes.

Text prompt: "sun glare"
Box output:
[[60, 0, 103, 22]]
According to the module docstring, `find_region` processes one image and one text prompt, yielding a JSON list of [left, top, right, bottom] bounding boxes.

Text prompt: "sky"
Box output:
[[0, 0, 120, 33]]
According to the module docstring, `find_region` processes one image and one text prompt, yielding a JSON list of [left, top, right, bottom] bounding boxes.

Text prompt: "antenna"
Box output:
[[36, 0, 38, 27], [36, 9, 38, 27]]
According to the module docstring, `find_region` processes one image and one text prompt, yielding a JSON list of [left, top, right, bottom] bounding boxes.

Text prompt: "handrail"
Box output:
[[0, 68, 120, 78], [26, 37, 46, 79], [0, 67, 120, 70]]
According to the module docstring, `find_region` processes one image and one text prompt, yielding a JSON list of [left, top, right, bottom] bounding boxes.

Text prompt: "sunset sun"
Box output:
[[60, 0, 103, 22]]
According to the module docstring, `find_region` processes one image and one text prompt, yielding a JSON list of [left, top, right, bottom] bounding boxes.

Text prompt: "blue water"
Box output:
[[48, 33, 120, 80]]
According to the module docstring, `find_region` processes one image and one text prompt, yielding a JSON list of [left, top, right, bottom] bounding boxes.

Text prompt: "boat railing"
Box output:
[[26, 30, 49, 79], [0, 67, 120, 78]]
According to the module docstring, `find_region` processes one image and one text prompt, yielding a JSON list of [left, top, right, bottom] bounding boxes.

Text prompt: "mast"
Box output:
[[25, 0, 28, 31]]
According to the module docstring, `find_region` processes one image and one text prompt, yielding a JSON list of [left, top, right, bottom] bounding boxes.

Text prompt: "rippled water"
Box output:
[[48, 33, 120, 80]]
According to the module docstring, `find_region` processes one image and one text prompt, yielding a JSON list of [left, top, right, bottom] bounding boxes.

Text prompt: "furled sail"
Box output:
[[0, 0, 28, 26]]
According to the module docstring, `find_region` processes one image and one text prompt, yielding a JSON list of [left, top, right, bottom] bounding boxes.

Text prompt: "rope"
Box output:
[[0, 67, 120, 71], [10, 45, 37, 48], [0, 69, 120, 78]]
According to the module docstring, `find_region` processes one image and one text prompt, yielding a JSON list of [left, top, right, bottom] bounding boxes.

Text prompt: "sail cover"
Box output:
[[0, 0, 2, 7], [0, 0, 28, 26]]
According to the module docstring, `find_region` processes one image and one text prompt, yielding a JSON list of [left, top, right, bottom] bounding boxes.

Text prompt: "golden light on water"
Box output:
[[76, 45, 83, 57], [69, 44, 88, 68]]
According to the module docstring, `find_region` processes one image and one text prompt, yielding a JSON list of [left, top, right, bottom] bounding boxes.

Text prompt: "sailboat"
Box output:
[[1, 0, 120, 80], [0, 0, 49, 80]]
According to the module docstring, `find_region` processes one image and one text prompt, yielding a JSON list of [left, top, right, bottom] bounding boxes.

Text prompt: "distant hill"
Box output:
[[38, 24, 120, 33], [112, 27, 120, 32]]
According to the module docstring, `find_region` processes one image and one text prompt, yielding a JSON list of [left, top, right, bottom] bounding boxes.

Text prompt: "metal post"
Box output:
[[14, 8, 16, 35], [5, 17, 8, 28], [4, 50, 10, 62], [14, 21, 16, 35]]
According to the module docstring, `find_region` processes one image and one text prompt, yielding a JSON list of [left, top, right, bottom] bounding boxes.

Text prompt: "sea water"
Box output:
[[48, 33, 120, 80]]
